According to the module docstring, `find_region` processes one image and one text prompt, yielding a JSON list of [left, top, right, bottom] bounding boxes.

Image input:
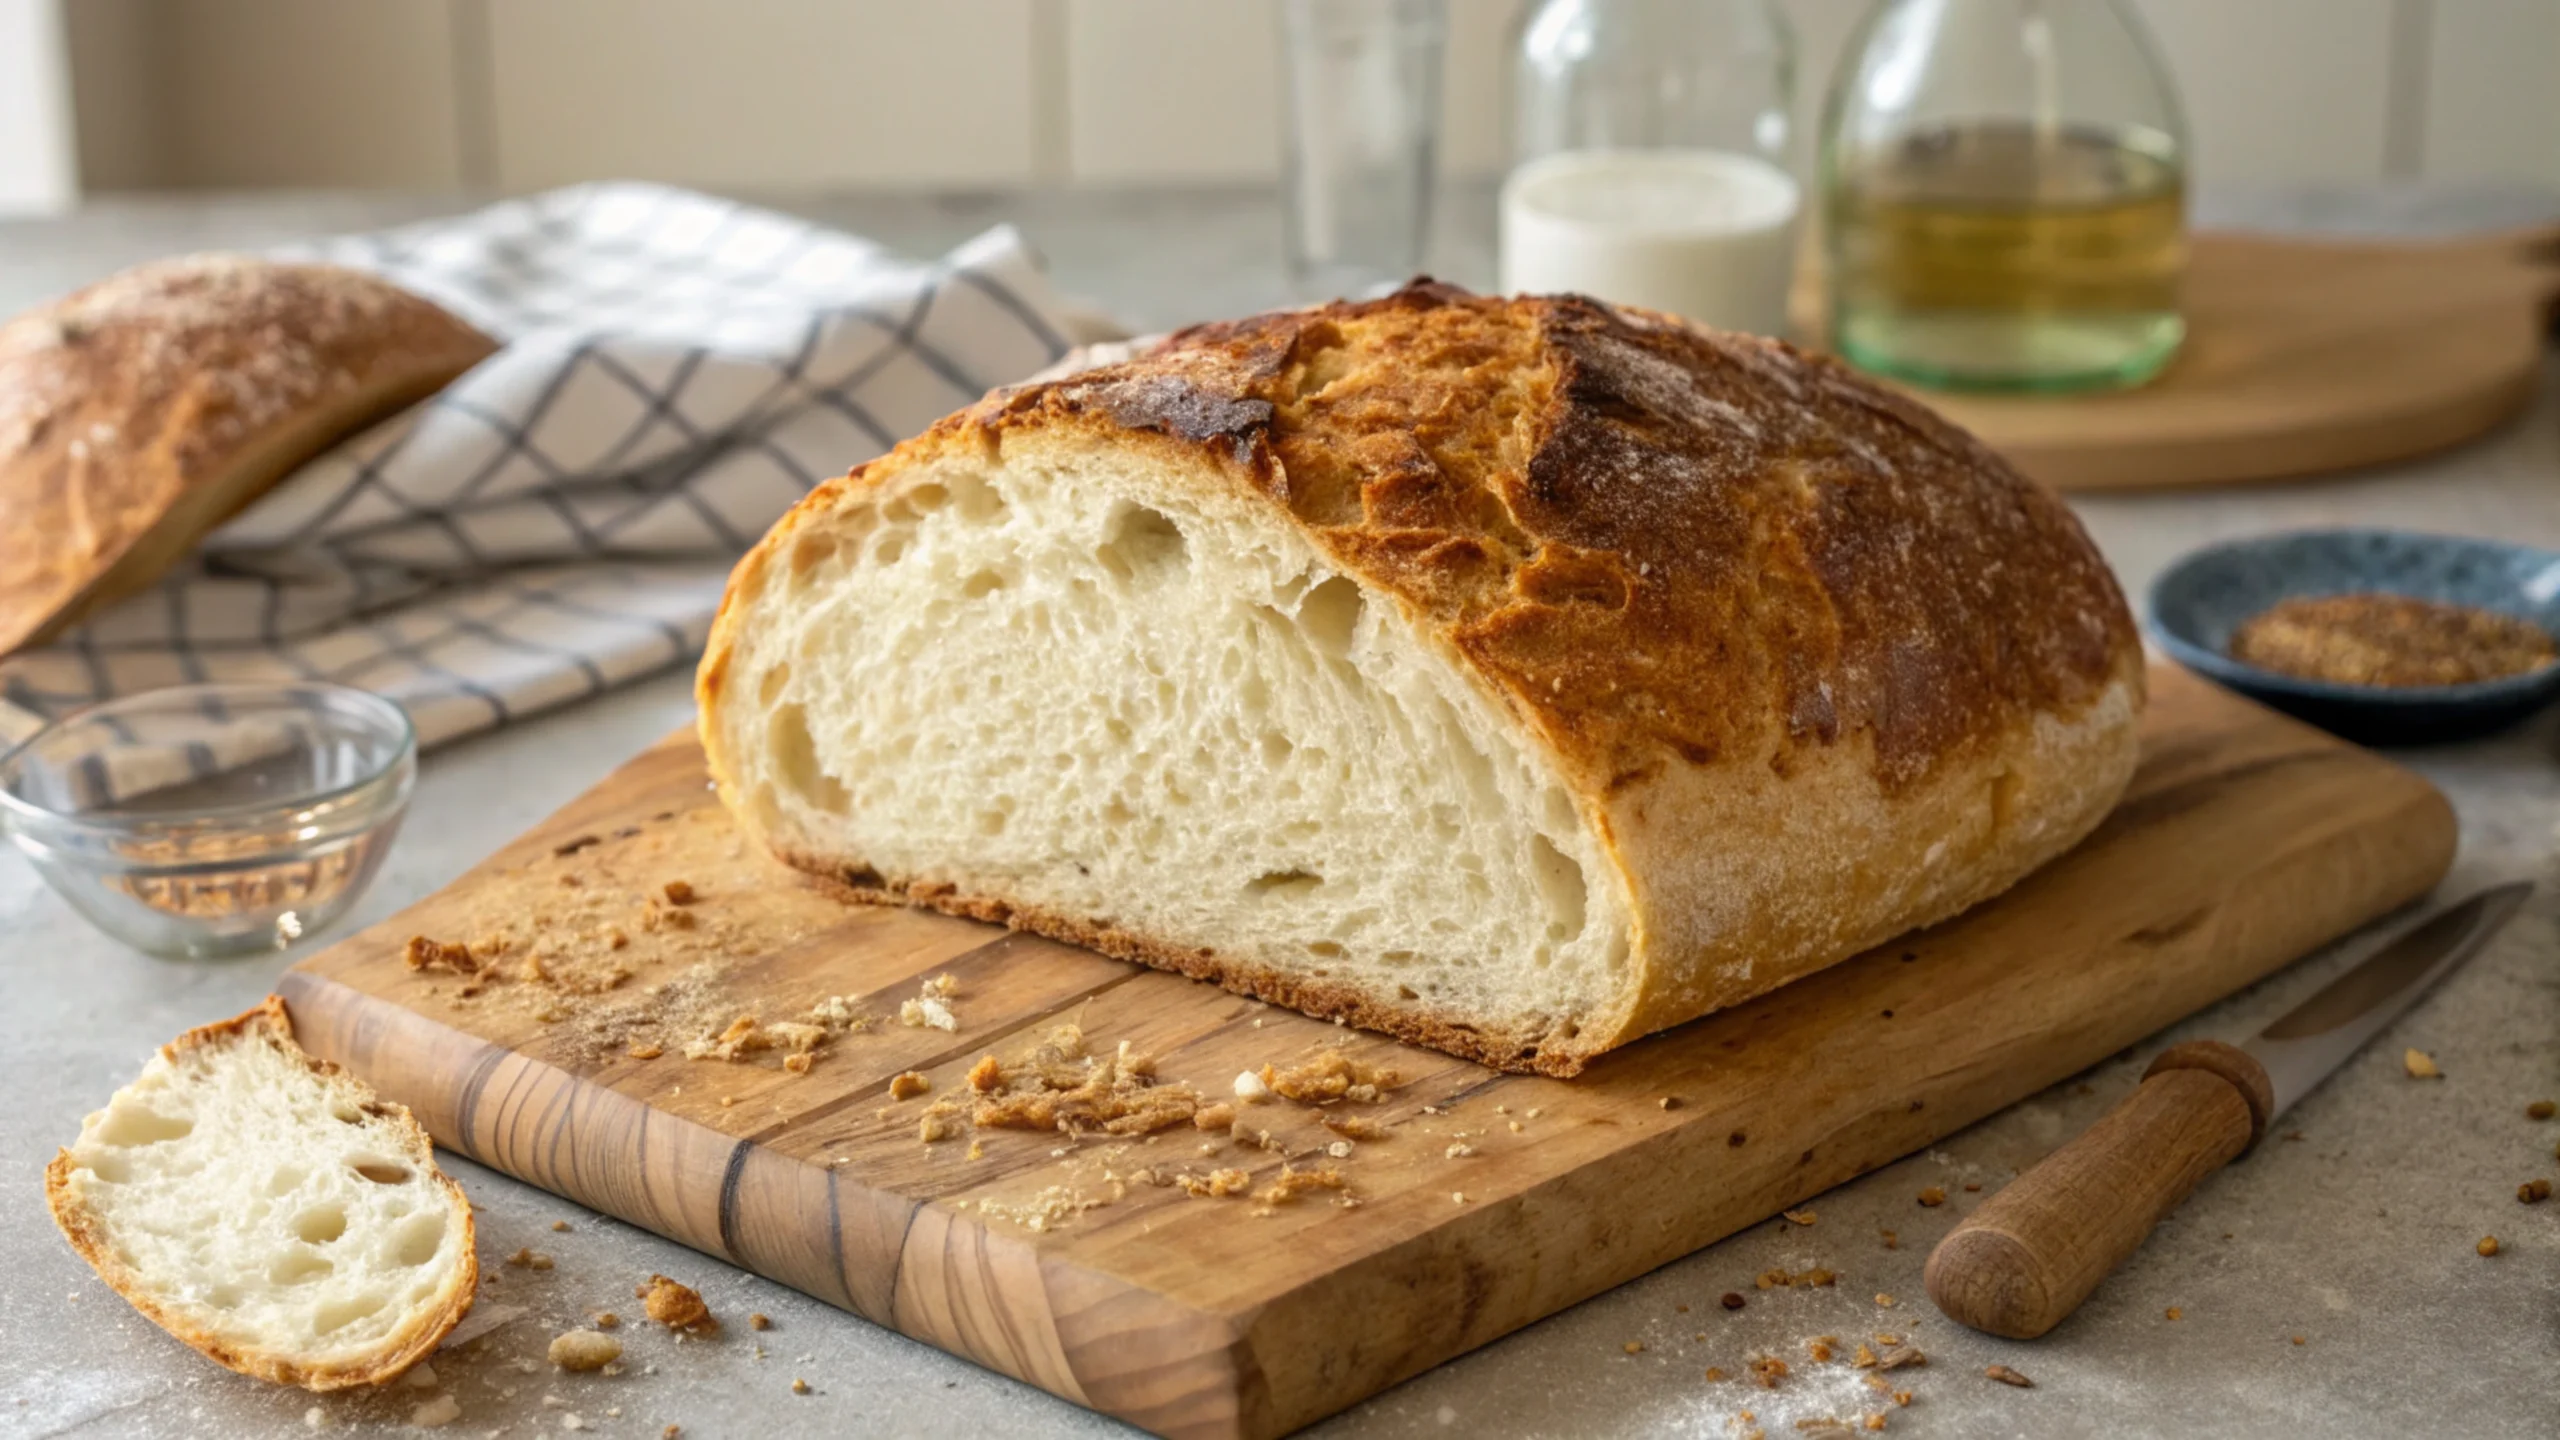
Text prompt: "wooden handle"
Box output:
[[1924, 1041, 2274, 1339]]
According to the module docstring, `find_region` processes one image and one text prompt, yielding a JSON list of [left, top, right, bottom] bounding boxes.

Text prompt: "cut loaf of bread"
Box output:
[[46, 998, 476, 1389], [699, 284, 2144, 1075]]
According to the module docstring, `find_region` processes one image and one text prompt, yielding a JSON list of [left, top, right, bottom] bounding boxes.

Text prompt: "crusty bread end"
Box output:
[[46, 997, 477, 1390]]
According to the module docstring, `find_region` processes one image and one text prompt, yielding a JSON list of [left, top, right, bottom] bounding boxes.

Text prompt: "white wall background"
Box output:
[[47, 0, 2560, 197]]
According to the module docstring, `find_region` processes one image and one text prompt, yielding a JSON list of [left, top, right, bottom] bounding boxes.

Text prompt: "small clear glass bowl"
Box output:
[[0, 683, 415, 959]]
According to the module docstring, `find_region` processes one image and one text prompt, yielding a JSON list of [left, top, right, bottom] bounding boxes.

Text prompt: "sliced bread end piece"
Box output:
[[46, 997, 477, 1390]]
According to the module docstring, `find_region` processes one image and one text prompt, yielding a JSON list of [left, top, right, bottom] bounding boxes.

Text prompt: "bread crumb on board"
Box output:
[[549, 1330, 622, 1372], [1256, 1164, 1346, 1206], [1263, 1050, 1399, 1103], [1181, 1168, 1253, 1198], [1916, 1187, 1946, 1207], [748, 1312, 772, 1331], [889, 1071, 931, 1101], [2403, 1048, 2441, 1079], [637, 1274, 716, 1332]]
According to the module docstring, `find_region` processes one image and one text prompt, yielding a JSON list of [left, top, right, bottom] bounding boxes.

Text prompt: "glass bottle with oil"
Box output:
[[1819, 0, 2189, 392]]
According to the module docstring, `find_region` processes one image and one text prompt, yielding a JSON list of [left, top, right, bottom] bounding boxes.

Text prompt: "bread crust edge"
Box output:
[[43, 996, 479, 1392]]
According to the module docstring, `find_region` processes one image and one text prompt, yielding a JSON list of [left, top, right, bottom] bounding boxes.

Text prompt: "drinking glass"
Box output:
[[1278, 0, 1447, 299]]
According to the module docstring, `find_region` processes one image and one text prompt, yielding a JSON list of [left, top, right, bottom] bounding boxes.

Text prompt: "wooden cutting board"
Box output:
[[1791, 226, 2560, 491], [280, 664, 2454, 1439]]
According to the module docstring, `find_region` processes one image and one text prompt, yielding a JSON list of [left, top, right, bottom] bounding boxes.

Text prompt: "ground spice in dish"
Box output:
[[2227, 593, 2555, 688]]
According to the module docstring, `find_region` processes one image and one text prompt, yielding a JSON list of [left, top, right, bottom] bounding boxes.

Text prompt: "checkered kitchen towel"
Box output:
[[0, 182, 1107, 751]]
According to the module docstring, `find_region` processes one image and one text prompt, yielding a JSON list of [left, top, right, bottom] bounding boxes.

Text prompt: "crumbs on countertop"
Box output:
[[637, 1274, 716, 1333]]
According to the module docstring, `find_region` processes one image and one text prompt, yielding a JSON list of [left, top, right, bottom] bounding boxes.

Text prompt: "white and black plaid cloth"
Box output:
[[0, 183, 1107, 750]]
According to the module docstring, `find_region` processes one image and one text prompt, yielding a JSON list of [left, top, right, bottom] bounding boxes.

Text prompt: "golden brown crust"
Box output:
[[950, 283, 2137, 798], [700, 282, 2145, 1073], [44, 996, 478, 1391], [0, 257, 495, 655]]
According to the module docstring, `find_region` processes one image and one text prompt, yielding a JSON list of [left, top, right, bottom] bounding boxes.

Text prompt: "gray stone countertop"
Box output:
[[1, 185, 2554, 1440]]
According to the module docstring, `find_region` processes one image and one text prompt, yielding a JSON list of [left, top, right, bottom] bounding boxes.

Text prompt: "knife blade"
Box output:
[[1924, 882, 2534, 1340]]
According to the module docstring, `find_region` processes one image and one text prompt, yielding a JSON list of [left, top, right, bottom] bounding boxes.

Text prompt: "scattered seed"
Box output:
[[2165, 1307, 2183, 1321], [2528, 1100, 2555, 1120], [1783, 1209, 1818, 1226], [2403, 1049, 2441, 1079], [1722, 1292, 1747, 1311], [2478, 1235, 2501, 1257], [2518, 1178, 2552, 1204], [1624, 1341, 1646, 1354], [1916, 1187, 1946, 1207], [2291, 1335, 2307, 1346], [1985, 1364, 2034, 1388], [790, 1378, 810, 1396], [749, 1313, 771, 1331], [1962, 1182, 1981, 1193]]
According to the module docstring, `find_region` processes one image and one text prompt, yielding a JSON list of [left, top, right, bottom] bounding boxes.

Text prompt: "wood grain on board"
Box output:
[[281, 665, 2456, 1438], [1792, 226, 2560, 491]]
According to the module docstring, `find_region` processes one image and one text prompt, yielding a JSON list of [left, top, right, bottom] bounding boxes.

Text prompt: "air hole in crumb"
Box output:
[[1307, 940, 1346, 958], [960, 569, 1006, 599], [949, 472, 1007, 521], [293, 1205, 348, 1245], [349, 1159, 411, 1185], [269, 1251, 333, 1286], [757, 662, 792, 709], [1247, 869, 1323, 898], [1096, 503, 1190, 585], [265, 1166, 308, 1197], [1298, 576, 1364, 657], [787, 531, 839, 582], [313, 1294, 385, 1336], [904, 481, 950, 513], [1530, 834, 1589, 941], [95, 1106, 193, 1146], [871, 531, 909, 565], [770, 704, 851, 815], [392, 1213, 444, 1268]]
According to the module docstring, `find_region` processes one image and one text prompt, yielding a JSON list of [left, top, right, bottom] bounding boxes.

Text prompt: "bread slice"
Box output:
[[698, 283, 2144, 1075], [0, 256, 495, 655], [46, 998, 476, 1389]]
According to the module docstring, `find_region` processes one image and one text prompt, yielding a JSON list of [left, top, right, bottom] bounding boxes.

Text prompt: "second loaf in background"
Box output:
[[698, 282, 2145, 1076]]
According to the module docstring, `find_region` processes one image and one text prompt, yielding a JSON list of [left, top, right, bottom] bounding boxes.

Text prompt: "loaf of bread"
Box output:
[[698, 283, 2144, 1075], [46, 998, 476, 1389], [0, 256, 495, 655]]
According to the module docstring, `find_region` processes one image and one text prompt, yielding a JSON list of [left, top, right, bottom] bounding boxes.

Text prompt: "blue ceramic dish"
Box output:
[[2147, 528, 2560, 746]]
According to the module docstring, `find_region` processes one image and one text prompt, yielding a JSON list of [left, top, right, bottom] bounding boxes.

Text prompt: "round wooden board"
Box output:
[[1794, 227, 2560, 492]]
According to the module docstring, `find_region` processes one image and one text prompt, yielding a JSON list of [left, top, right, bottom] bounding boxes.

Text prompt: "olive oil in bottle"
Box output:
[[1828, 120, 2184, 391]]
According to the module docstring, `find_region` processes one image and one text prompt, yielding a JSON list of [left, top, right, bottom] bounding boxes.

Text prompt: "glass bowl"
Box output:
[[0, 683, 415, 959]]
